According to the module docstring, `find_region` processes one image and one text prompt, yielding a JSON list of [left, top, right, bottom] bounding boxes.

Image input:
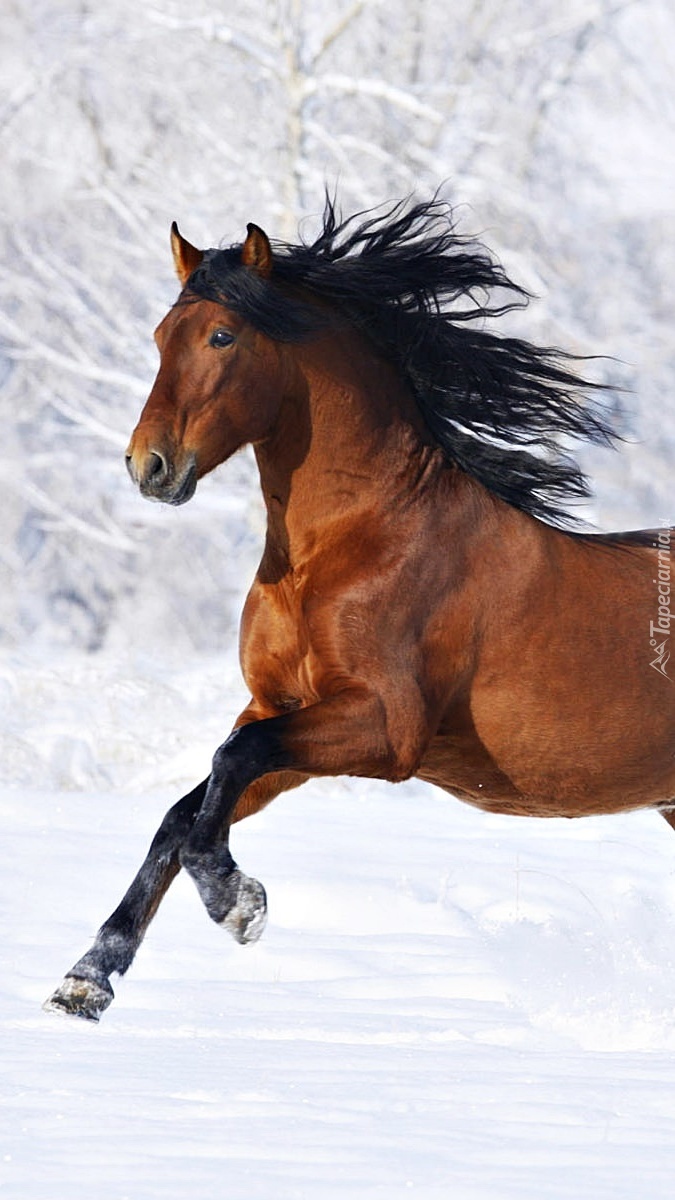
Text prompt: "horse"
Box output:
[[45, 196, 675, 1022]]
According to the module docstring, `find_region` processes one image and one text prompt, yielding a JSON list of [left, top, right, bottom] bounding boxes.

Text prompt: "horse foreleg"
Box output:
[[44, 779, 207, 1021], [44, 765, 308, 1022], [45, 690, 398, 1019], [179, 691, 412, 939]]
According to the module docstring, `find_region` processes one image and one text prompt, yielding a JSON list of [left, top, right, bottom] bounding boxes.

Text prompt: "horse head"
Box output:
[[126, 222, 286, 505]]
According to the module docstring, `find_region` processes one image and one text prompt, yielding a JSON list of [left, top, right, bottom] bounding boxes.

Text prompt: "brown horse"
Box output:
[[46, 197, 675, 1021]]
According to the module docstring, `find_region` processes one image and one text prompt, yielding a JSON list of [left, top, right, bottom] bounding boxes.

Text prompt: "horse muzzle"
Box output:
[[125, 447, 198, 506]]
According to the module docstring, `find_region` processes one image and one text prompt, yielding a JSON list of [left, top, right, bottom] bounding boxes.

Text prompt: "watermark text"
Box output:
[[650, 522, 673, 678]]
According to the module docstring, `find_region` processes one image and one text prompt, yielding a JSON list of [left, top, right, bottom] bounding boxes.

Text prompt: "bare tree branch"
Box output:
[[305, 74, 443, 123]]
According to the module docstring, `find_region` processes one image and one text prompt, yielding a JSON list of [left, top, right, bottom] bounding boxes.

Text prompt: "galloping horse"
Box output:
[[46, 197, 675, 1021]]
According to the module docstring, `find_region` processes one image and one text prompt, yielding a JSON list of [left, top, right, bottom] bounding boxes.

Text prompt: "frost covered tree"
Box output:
[[1, 0, 674, 652]]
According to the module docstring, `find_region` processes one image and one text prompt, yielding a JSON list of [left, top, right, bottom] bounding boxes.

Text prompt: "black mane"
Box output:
[[187, 196, 617, 527]]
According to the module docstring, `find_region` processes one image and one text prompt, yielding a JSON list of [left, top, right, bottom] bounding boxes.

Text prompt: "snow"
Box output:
[[4, 651, 675, 1197]]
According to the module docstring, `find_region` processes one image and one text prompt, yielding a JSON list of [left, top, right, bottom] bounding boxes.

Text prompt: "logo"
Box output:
[[650, 635, 671, 678]]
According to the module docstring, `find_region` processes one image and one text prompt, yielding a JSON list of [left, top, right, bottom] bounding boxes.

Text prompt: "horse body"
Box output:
[[220, 315, 675, 822], [247, 345, 673, 819], [45, 199, 675, 1020]]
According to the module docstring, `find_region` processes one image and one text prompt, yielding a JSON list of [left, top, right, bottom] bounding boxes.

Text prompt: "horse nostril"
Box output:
[[147, 451, 166, 480], [130, 449, 170, 493]]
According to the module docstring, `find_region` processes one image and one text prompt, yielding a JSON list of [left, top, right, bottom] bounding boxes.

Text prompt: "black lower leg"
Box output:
[[178, 723, 289, 941], [44, 779, 207, 1021]]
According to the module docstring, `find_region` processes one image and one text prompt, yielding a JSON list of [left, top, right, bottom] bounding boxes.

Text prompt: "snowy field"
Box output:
[[4, 649, 675, 1198]]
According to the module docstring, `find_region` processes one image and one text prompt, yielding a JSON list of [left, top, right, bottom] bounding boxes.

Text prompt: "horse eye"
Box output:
[[209, 327, 236, 349]]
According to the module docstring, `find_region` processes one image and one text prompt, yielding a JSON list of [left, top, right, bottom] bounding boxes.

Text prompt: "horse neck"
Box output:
[[254, 330, 435, 562], [252, 328, 562, 591]]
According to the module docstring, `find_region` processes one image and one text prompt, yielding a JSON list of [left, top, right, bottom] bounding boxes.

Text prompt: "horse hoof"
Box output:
[[219, 870, 267, 945], [43, 974, 114, 1022]]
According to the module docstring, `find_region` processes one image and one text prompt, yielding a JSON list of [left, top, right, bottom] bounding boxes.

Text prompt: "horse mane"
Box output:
[[186, 195, 618, 527]]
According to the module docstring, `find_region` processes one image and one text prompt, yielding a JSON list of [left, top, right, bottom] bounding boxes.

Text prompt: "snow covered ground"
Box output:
[[4, 649, 675, 1198]]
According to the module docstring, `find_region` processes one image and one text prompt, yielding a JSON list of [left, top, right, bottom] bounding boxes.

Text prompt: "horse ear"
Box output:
[[242, 222, 273, 277], [170, 222, 204, 286]]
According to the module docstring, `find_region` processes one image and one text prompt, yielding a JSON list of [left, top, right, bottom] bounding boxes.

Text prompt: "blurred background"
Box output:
[[2, 0, 675, 659]]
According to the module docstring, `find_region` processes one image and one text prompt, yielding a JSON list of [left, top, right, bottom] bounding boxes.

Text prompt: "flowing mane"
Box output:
[[185, 196, 617, 526]]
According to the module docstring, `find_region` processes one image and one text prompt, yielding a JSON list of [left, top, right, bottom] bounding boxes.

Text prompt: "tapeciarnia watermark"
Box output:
[[650, 521, 673, 679]]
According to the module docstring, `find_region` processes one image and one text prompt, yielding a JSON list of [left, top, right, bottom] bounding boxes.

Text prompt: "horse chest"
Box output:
[[240, 578, 318, 710]]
